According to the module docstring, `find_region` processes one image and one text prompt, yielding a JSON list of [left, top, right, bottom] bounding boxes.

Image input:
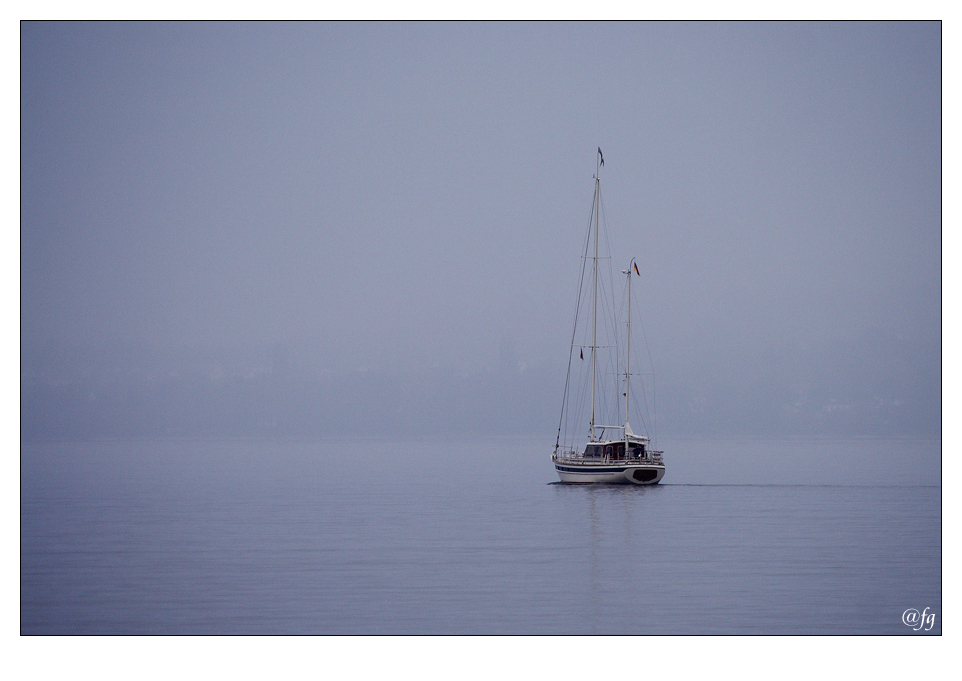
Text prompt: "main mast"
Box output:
[[590, 151, 601, 442]]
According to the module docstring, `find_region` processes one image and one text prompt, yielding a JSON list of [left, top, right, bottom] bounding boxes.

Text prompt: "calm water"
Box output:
[[21, 438, 941, 634]]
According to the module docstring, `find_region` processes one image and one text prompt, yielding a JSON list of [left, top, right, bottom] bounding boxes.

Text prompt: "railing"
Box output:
[[553, 449, 664, 465]]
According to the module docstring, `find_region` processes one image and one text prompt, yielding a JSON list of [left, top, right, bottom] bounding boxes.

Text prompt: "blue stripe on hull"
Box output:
[[554, 465, 664, 473]]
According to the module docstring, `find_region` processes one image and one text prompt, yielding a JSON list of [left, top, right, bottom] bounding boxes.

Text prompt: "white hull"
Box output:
[[553, 459, 665, 485]]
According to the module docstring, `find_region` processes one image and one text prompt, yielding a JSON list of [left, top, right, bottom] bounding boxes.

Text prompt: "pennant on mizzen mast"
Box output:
[[597, 147, 604, 166]]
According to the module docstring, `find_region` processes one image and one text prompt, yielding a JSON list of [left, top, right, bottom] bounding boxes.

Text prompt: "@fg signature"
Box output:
[[902, 608, 936, 631]]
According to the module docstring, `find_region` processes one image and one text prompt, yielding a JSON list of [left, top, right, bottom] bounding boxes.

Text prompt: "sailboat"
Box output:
[[552, 149, 666, 484]]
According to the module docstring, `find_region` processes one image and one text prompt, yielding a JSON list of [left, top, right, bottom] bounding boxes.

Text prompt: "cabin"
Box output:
[[583, 442, 647, 460]]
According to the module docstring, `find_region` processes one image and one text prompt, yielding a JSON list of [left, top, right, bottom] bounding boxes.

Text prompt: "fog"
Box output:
[[21, 22, 941, 440]]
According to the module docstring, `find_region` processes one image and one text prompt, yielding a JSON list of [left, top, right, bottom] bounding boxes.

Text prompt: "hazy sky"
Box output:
[[21, 22, 940, 405]]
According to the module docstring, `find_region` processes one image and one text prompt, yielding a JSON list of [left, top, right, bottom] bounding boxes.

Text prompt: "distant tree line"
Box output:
[[20, 338, 940, 440]]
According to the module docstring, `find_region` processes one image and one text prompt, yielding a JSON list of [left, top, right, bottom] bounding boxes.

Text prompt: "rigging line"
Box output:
[[599, 190, 621, 384], [588, 190, 624, 436], [631, 374, 652, 437], [629, 310, 654, 438], [634, 266, 658, 443], [574, 369, 590, 444], [630, 333, 653, 429], [556, 186, 597, 451], [570, 356, 593, 448], [599, 189, 618, 315]]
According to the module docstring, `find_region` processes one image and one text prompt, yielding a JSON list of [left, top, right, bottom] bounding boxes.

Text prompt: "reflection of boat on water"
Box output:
[[552, 149, 665, 485]]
